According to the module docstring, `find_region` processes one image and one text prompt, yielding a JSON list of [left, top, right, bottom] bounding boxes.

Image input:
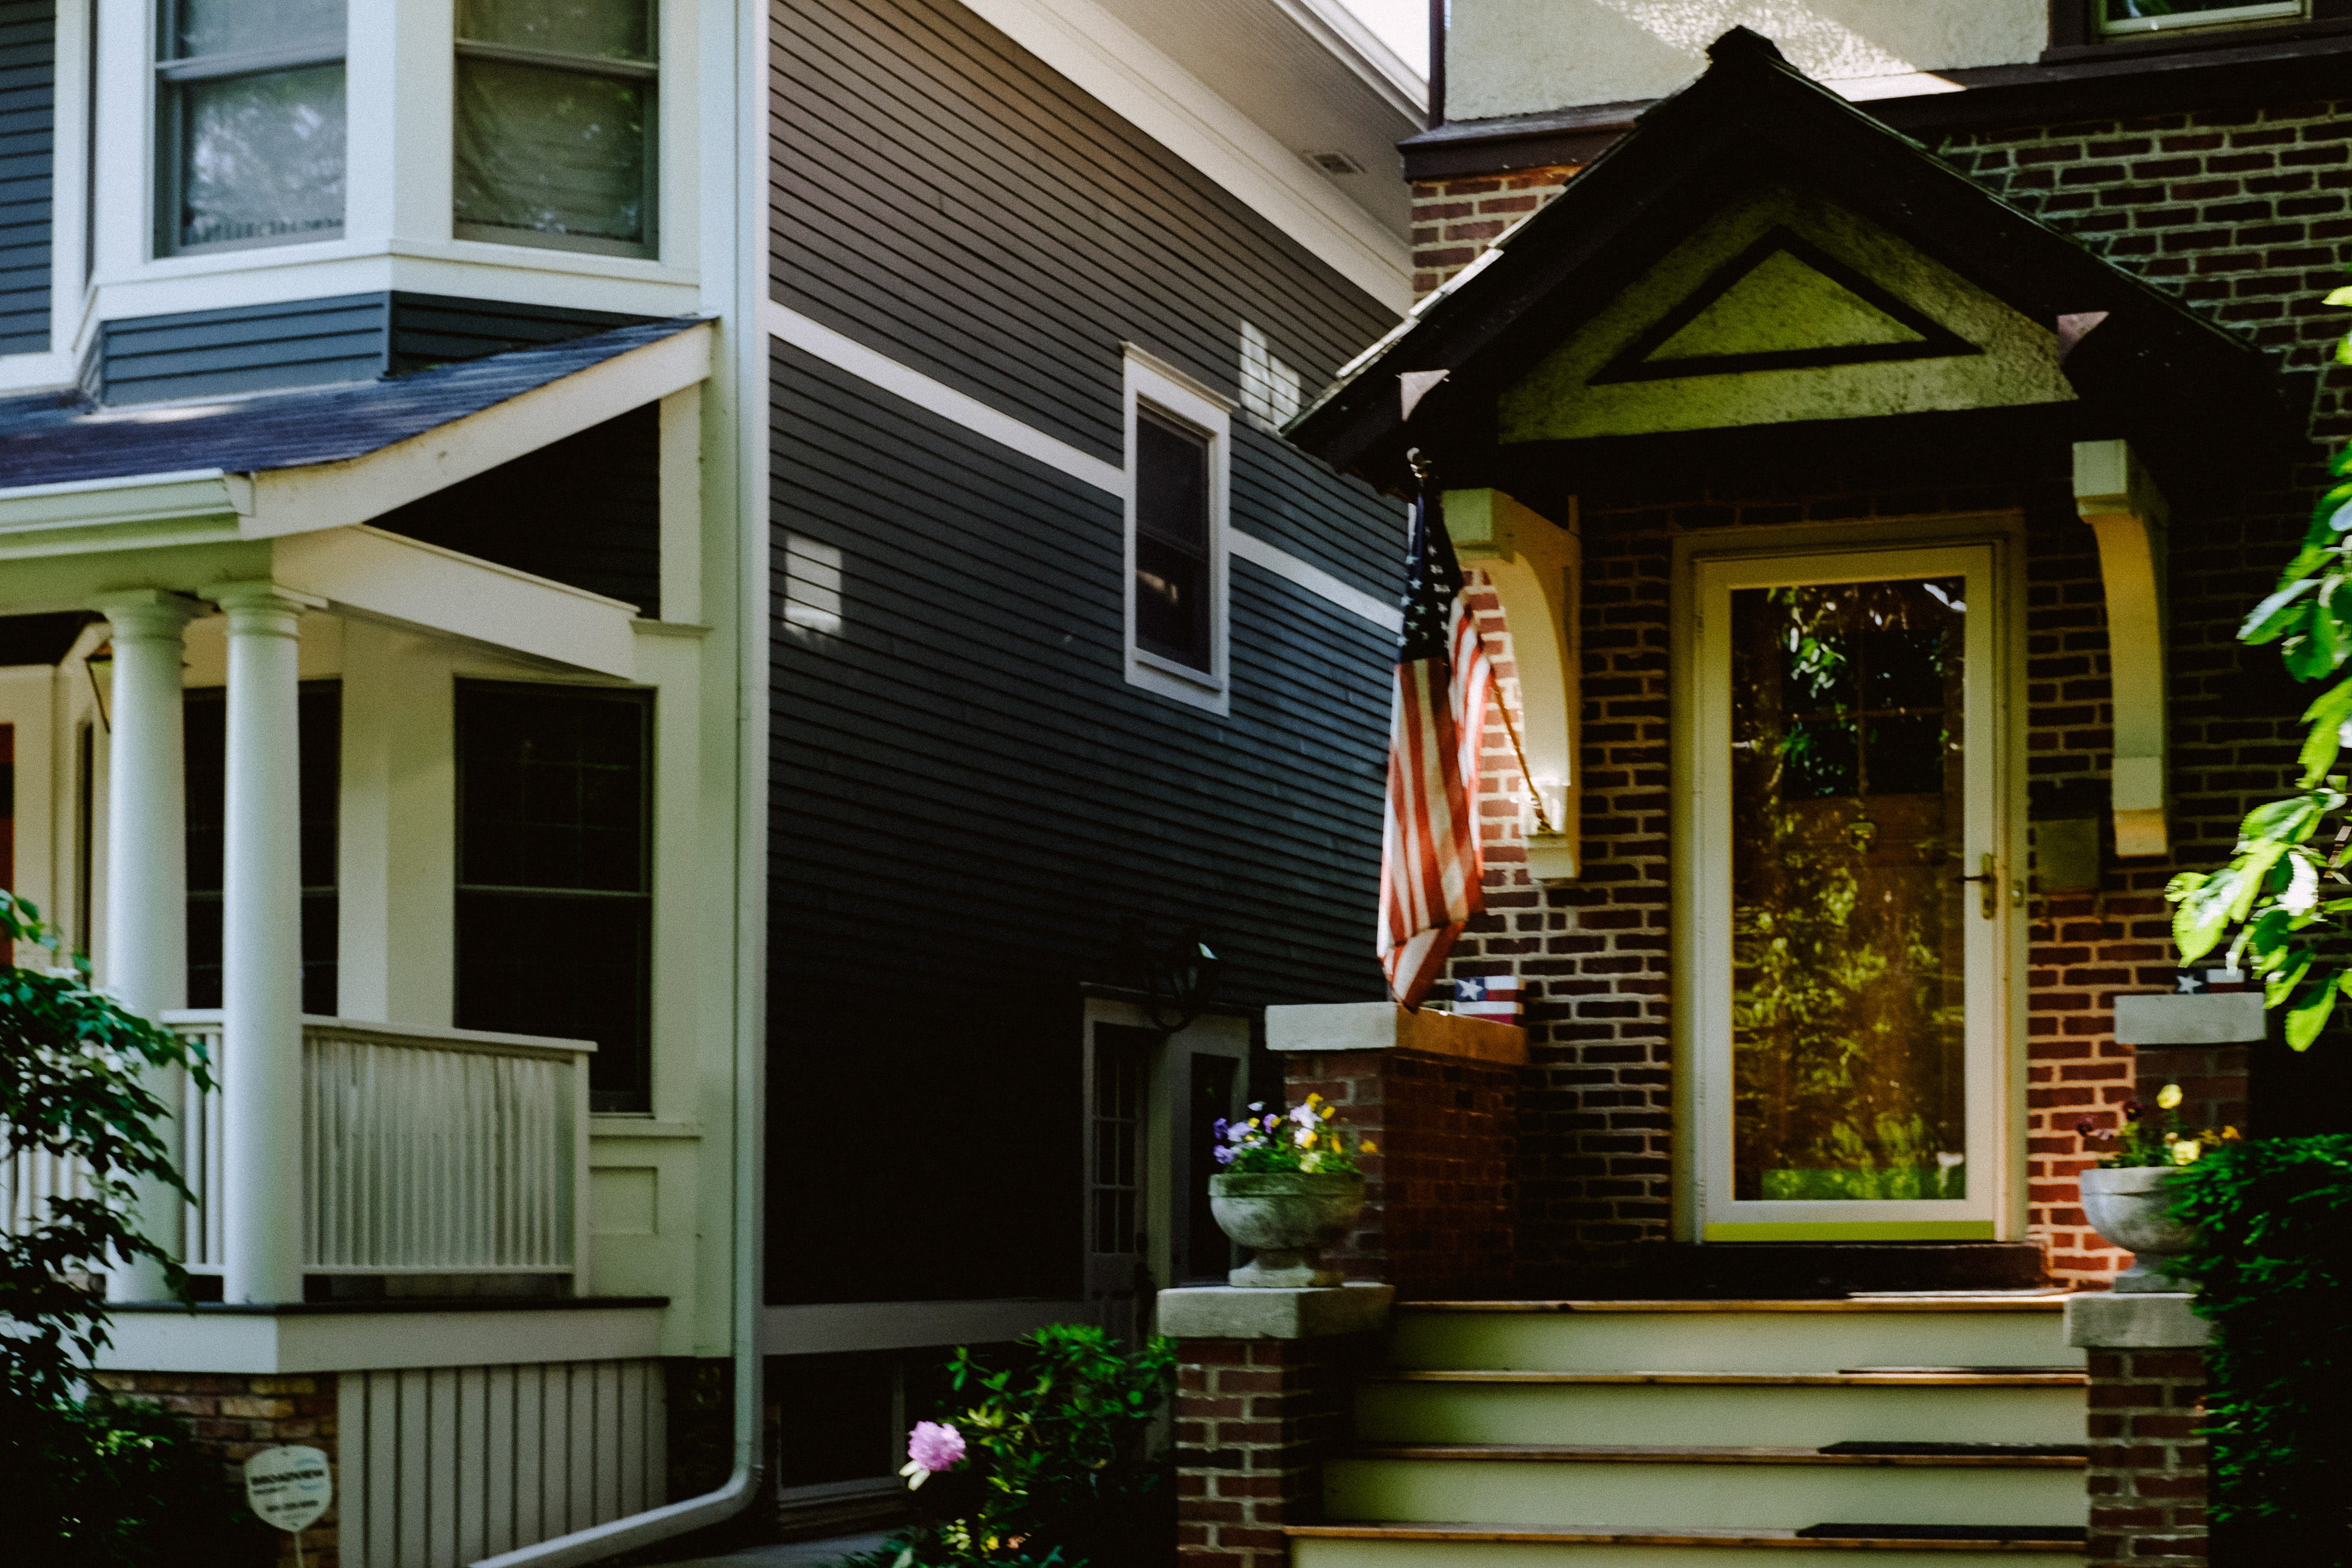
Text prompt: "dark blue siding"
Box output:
[[98, 295, 390, 404], [0, 1, 54, 356]]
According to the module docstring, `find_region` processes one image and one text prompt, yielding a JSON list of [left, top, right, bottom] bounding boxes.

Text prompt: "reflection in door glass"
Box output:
[[1729, 579, 1967, 1202]]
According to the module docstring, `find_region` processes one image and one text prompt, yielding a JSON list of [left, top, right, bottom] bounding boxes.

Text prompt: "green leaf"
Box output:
[[2287, 975, 2340, 1050], [2243, 577, 2321, 643], [2297, 678, 2352, 784], [2241, 796, 2327, 847]]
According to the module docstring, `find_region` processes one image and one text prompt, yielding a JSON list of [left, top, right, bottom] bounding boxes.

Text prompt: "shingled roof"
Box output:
[[1287, 28, 2298, 495], [0, 316, 708, 491]]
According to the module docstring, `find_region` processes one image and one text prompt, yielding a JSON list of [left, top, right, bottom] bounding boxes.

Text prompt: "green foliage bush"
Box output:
[[9, 1396, 277, 1568], [853, 1324, 1177, 1568], [2169, 1135, 2352, 1562]]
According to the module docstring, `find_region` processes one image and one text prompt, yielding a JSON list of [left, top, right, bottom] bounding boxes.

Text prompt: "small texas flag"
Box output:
[[1452, 974, 1522, 1024]]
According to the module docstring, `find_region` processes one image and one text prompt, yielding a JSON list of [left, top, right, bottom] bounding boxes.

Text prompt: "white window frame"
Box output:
[[2097, 1, 2305, 35], [1121, 345, 1232, 716]]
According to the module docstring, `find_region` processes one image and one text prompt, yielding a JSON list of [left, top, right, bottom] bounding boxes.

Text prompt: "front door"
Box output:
[[1689, 544, 2010, 1241]]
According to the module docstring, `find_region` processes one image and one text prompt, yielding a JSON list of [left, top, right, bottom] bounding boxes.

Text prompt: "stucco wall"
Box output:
[[1449, 0, 2044, 121]]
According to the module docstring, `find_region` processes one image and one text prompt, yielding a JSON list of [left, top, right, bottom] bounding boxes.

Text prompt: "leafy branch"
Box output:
[[2166, 282, 2352, 1049]]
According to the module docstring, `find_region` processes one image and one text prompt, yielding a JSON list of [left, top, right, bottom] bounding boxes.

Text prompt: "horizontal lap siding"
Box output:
[[771, 346, 1387, 1005], [770, 0, 1403, 597], [0, 1, 52, 356]]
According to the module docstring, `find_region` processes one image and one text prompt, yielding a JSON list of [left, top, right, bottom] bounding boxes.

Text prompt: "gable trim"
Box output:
[[1591, 228, 1983, 386]]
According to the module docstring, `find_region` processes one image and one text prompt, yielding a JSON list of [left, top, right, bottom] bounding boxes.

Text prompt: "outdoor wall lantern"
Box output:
[[1118, 917, 1225, 1033]]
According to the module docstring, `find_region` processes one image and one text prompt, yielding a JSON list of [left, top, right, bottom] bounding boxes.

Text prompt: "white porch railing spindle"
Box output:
[[148, 1013, 592, 1279]]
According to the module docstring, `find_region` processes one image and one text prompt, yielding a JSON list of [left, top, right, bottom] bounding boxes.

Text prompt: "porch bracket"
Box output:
[[2073, 440, 2170, 860], [1444, 487, 1581, 881]]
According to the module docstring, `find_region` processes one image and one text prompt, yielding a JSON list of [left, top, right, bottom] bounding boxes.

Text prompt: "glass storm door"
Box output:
[[1693, 546, 2005, 1241]]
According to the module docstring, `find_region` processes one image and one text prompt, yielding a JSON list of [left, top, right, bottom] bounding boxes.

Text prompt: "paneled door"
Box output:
[[1690, 544, 2009, 1241]]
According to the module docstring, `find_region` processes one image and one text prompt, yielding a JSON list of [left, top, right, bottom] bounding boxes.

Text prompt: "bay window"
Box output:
[[453, 0, 657, 257], [155, 0, 346, 255]]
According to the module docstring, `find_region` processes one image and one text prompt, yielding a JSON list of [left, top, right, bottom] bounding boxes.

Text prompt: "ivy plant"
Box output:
[[2167, 279, 2352, 1048], [0, 890, 211, 1412]]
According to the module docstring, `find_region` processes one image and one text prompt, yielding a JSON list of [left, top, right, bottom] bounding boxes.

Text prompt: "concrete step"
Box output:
[[1389, 1299, 2081, 1376], [1322, 1445, 2086, 1532], [1357, 1369, 2087, 1448], [1289, 1522, 2086, 1567]]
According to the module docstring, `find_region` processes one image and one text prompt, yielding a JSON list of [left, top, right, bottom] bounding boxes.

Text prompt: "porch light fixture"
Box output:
[[1118, 917, 1225, 1033]]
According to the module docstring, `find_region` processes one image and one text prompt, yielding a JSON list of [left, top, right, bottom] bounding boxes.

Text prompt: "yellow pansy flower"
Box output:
[[2156, 1083, 2184, 1111]]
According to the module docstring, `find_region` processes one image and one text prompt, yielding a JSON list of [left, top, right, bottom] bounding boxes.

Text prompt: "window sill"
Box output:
[[1127, 647, 1230, 716]]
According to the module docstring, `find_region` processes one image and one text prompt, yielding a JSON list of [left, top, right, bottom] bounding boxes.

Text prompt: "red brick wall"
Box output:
[[93, 1370, 339, 1568], [1280, 1045, 1520, 1298], [2087, 1348, 2209, 1566], [1173, 1336, 1372, 1568], [1411, 168, 1580, 297]]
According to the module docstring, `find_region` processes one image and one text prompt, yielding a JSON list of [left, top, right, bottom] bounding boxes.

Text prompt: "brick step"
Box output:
[[1288, 1520, 2087, 1566]]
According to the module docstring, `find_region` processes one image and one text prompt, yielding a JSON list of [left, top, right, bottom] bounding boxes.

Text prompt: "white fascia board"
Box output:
[[93, 1304, 668, 1375], [0, 470, 246, 560], [271, 526, 641, 679], [952, 0, 1411, 313], [237, 322, 716, 539], [1230, 527, 1401, 631], [1265, 0, 1428, 121]]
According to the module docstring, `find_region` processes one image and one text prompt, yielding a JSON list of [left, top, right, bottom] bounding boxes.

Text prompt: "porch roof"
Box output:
[[0, 316, 706, 490], [1288, 28, 2301, 496]]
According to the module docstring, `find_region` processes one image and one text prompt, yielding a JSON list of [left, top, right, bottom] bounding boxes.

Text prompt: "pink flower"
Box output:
[[900, 1421, 965, 1488]]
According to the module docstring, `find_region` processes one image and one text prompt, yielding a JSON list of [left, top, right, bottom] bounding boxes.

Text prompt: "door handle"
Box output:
[[1953, 853, 1998, 920]]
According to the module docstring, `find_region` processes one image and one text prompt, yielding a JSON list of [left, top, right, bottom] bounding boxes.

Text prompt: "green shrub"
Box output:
[[853, 1324, 1176, 1568], [9, 1393, 276, 1567], [2169, 1135, 2352, 1562]]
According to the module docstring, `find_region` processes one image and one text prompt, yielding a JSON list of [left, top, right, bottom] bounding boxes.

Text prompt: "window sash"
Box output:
[[2097, 0, 2304, 34], [155, 1, 348, 257]]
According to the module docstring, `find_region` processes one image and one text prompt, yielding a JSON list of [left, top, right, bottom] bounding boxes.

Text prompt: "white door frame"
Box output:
[[1672, 521, 2026, 1243]]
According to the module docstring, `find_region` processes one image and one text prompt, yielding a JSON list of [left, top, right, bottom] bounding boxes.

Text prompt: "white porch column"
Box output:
[[214, 583, 312, 1303], [95, 590, 200, 1300]]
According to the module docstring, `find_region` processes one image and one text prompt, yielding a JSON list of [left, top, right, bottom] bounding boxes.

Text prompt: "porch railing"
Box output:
[[166, 1012, 594, 1278]]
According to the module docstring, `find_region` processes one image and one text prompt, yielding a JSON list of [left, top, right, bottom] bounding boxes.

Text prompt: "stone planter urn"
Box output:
[[2080, 1165, 2199, 1293], [1208, 1171, 1365, 1288]]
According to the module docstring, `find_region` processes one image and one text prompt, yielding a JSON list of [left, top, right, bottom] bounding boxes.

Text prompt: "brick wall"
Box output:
[[1280, 1044, 1521, 1298], [1173, 1335, 1372, 1568], [1411, 166, 1580, 297], [2086, 1347, 2209, 1566], [93, 1369, 339, 1568]]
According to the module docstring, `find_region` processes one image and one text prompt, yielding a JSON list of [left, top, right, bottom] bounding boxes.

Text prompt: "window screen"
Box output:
[[155, 0, 346, 255], [455, 681, 653, 1112], [1132, 410, 1213, 672], [453, 0, 657, 256], [185, 684, 340, 1017]]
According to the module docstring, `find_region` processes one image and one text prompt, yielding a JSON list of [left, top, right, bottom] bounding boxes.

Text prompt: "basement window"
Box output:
[[454, 0, 659, 257], [2097, 0, 2306, 34]]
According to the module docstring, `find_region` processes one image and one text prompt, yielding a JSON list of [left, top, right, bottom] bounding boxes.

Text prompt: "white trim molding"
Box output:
[[1124, 347, 1232, 715], [765, 300, 1398, 634], [950, 0, 1412, 312]]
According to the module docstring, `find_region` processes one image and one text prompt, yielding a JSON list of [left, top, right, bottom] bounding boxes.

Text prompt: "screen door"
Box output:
[[1692, 545, 2006, 1241]]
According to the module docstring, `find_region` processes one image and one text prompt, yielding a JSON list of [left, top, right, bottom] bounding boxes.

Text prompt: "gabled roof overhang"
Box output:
[[1288, 29, 2301, 502]]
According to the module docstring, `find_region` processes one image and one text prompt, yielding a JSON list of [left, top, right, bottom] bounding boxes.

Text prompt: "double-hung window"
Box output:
[[454, 681, 654, 1112], [155, 0, 346, 255], [454, 0, 658, 257], [2097, 0, 2306, 34], [1122, 348, 1231, 714]]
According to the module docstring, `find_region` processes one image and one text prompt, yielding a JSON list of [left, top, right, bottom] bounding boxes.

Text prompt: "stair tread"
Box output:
[[1346, 1443, 2086, 1469], [1402, 1297, 2072, 1315], [1376, 1370, 2087, 1388], [1289, 1521, 2086, 1551]]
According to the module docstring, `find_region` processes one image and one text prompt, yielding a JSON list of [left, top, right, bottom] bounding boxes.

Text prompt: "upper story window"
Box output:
[[155, 0, 346, 255], [1122, 347, 1231, 715], [454, 0, 657, 258], [2099, 0, 2306, 33]]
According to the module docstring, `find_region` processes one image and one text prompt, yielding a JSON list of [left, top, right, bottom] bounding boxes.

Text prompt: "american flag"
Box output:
[[1378, 484, 1491, 1009], [1453, 973, 1522, 1025]]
